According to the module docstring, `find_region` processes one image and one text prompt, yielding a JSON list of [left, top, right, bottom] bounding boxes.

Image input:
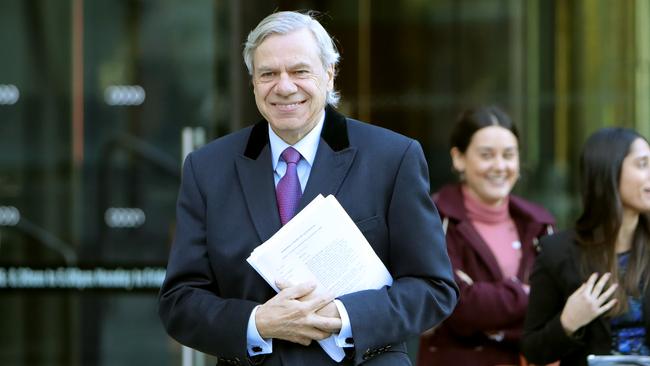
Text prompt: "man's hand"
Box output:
[[255, 281, 342, 345], [282, 281, 341, 329], [560, 272, 618, 335], [315, 301, 340, 319]]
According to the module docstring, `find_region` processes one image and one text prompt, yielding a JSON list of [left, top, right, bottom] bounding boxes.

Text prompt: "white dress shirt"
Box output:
[[246, 110, 354, 358]]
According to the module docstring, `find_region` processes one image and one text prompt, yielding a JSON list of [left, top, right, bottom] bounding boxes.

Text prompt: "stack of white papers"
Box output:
[[247, 194, 393, 361], [587, 354, 650, 365]]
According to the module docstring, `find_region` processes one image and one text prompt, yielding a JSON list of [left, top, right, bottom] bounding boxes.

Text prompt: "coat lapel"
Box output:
[[235, 122, 282, 243], [234, 106, 353, 242], [455, 221, 504, 280], [437, 185, 503, 280], [299, 105, 355, 211], [299, 141, 356, 211]]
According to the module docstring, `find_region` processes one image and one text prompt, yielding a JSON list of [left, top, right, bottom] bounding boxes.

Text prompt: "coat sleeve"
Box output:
[[339, 140, 459, 365], [158, 153, 258, 362], [442, 242, 530, 336], [521, 237, 585, 364]]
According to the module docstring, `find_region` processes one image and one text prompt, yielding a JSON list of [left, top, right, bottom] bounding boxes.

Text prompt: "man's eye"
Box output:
[[259, 72, 275, 80]]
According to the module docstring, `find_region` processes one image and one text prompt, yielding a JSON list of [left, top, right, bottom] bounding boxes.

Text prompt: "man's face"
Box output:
[[252, 28, 334, 145]]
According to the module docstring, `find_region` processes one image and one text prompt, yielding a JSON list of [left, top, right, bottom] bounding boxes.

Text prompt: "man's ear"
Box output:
[[450, 147, 465, 173], [326, 65, 335, 90]]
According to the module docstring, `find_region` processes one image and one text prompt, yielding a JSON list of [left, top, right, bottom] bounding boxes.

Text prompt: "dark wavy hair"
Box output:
[[576, 127, 650, 315], [450, 106, 519, 152]]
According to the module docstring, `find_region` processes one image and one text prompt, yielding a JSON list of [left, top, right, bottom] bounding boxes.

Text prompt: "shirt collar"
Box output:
[[269, 111, 325, 170]]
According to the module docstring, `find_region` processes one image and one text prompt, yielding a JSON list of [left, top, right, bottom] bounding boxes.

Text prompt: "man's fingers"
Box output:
[[275, 278, 292, 291], [316, 302, 340, 318], [259, 282, 340, 344], [292, 336, 312, 346], [303, 291, 335, 312], [310, 314, 342, 333], [286, 324, 333, 344], [278, 281, 317, 300], [304, 324, 335, 340]]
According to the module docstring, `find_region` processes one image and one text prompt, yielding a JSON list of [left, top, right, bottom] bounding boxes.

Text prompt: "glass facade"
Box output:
[[0, 1, 648, 364]]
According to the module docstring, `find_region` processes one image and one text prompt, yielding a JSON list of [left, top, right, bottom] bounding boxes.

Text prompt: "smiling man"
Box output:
[[252, 27, 333, 145], [158, 11, 458, 366]]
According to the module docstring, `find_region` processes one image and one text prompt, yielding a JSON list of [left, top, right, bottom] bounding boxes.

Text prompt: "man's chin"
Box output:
[[269, 119, 306, 131]]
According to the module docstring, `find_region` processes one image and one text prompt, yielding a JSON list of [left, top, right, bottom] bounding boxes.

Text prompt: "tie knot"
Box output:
[[281, 147, 301, 164]]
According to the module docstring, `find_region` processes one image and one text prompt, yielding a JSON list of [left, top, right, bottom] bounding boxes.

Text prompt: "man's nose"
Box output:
[[275, 73, 298, 95]]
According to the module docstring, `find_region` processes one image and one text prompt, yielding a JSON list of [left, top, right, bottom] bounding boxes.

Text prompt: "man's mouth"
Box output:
[[272, 100, 306, 111]]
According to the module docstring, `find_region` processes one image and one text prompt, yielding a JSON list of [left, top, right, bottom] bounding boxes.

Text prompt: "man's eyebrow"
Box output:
[[255, 65, 275, 73], [288, 62, 311, 69]]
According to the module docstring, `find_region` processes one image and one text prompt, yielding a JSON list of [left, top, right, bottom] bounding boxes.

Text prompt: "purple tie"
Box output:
[[276, 147, 302, 225]]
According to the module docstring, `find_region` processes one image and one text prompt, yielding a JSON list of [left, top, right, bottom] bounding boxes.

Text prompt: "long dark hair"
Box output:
[[450, 106, 519, 152], [576, 127, 650, 315]]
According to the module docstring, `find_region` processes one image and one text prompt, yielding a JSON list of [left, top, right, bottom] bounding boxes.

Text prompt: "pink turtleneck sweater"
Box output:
[[462, 186, 522, 279]]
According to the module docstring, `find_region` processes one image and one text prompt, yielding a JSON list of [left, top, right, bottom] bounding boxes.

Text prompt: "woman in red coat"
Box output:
[[417, 106, 555, 366]]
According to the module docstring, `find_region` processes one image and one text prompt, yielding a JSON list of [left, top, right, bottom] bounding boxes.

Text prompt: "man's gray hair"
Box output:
[[243, 11, 341, 106]]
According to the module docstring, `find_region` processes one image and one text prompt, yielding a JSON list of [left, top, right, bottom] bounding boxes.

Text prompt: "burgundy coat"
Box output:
[[418, 184, 555, 366]]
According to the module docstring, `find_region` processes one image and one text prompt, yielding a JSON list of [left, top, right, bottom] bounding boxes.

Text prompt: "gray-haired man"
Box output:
[[159, 10, 458, 366]]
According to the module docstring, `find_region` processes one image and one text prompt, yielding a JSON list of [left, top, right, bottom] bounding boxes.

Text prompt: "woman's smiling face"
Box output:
[[452, 125, 520, 206]]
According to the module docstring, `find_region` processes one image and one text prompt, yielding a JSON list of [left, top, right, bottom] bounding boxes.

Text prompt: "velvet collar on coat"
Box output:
[[244, 104, 350, 159], [434, 184, 555, 226], [236, 105, 356, 244]]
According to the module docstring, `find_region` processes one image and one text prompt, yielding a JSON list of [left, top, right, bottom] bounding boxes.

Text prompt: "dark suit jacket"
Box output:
[[418, 184, 555, 366], [158, 107, 459, 366], [521, 230, 650, 366]]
